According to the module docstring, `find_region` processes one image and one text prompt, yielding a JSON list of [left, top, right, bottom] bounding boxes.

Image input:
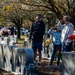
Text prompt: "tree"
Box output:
[[1, 0, 40, 39], [20, 0, 75, 25], [2, 4, 24, 39], [1, 1, 35, 39], [42, 0, 75, 25], [0, 0, 32, 39], [45, 13, 56, 30]]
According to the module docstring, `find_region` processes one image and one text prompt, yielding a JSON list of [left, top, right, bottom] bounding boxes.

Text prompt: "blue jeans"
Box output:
[[62, 42, 72, 52], [50, 44, 61, 66]]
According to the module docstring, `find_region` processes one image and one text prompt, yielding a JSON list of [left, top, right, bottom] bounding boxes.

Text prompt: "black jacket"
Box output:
[[29, 20, 45, 42]]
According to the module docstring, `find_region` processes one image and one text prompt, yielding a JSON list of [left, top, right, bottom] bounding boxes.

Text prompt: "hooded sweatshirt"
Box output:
[[61, 23, 74, 43]]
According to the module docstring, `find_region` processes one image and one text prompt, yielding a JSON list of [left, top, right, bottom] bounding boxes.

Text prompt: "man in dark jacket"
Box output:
[[29, 14, 45, 65]]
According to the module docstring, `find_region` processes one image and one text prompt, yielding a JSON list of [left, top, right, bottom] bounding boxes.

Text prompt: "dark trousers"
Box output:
[[62, 42, 72, 52], [50, 44, 61, 66]]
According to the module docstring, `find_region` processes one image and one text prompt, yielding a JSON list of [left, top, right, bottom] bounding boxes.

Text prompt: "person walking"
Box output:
[[29, 14, 45, 65], [46, 27, 61, 68], [61, 15, 74, 52]]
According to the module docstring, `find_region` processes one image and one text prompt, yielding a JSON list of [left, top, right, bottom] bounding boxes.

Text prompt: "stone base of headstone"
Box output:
[[62, 52, 75, 75]]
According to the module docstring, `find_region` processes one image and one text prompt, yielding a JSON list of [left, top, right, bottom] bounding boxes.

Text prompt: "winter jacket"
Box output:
[[61, 23, 74, 43], [29, 20, 45, 42]]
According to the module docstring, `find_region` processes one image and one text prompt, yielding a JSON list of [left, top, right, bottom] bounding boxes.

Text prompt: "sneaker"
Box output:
[[45, 65, 54, 68]]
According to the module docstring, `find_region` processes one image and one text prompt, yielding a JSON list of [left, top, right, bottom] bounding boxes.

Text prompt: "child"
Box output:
[[47, 27, 61, 68]]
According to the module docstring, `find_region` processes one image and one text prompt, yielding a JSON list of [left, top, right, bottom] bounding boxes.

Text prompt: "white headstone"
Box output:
[[0, 45, 4, 67], [3, 45, 12, 71], [62, 52, 75, 75]]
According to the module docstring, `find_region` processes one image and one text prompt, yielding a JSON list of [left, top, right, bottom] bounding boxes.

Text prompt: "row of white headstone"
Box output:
[[0, 35, 34, 75], [0, 35, 18, 45]]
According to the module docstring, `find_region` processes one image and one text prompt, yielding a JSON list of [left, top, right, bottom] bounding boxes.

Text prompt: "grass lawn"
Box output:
[[15, 35, 26, 47]]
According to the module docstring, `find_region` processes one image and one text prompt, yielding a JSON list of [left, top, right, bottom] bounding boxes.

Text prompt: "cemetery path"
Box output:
[[0, 60, 62, 75], [34, 59, 62, 75]]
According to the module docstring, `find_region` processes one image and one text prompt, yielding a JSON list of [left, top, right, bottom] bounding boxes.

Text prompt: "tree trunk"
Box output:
[[17, 25, 21, 39]]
